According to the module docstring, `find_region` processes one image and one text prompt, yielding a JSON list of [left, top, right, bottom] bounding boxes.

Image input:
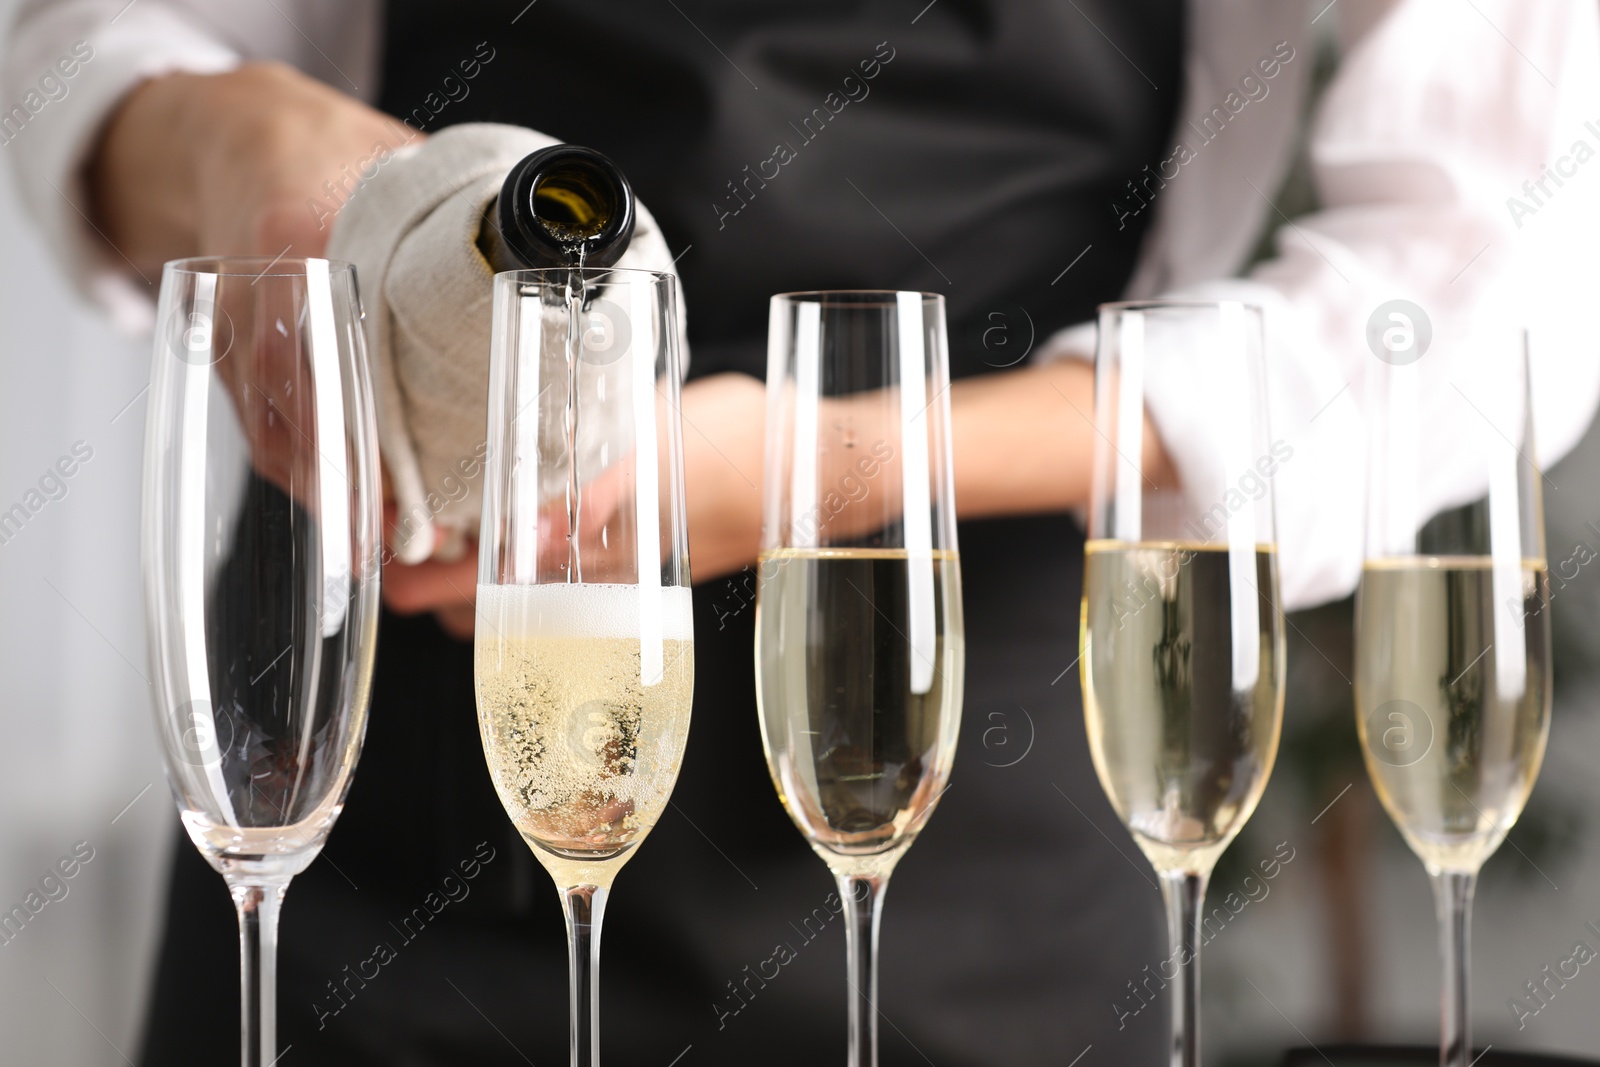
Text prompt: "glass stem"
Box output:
[[1430, 869, 1477, 1067], [1159, 870, 1209, 1067], [230, 881, 287, 1067], [560, 884, 608, 1067], [839, 873, 887, 1067]]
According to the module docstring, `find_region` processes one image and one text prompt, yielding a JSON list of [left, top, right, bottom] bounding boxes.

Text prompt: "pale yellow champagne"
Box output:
[[1080, 541, 1284, 874], [755, 548, 963, 876], [1355, 556, 1550, 872], [475, 584, 694, 888]]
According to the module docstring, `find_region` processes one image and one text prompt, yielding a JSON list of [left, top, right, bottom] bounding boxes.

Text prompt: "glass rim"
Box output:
[[771, 289, 944, 305], [163, 255, 355, 277], [492, 266, 676, 283], [1098, 298, 1264, 315]]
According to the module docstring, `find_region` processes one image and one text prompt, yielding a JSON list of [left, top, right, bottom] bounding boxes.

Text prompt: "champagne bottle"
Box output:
[[481, 144, 637, 271]]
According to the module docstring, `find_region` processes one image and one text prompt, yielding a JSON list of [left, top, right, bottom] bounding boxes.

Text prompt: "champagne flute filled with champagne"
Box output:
[[476, 268, 692, 1067], [1356, 334, 1550, 1067], [1080, 301, 1285, 1067], [756, 291, 964, 1067]]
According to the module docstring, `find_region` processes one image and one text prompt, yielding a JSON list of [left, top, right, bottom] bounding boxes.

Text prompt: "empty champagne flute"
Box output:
[[142, 257, 382, 1067], [1355, 334, 1550, 1067], [1080, 300, 1285, 1067], [475, 268, 692, 1067], [755, 291, 964, 1067]]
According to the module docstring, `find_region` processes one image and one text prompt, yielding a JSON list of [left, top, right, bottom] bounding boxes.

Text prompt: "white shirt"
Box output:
[[5, 0, 1598, 610]]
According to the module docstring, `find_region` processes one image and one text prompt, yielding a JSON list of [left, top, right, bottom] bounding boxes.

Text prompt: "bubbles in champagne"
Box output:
[[475, 584, 694, 884]]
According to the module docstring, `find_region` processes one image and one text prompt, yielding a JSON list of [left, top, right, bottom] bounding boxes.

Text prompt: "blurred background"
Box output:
[[0, 67, 172, 1062], [0, 1, 1598, 1063], [0, 2, 176, 1049]]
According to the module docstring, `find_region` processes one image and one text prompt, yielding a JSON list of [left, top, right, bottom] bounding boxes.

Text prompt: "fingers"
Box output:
[[381, 549, 478, 616], [532, 458, 633, 576], [380, 515, 479, 638]]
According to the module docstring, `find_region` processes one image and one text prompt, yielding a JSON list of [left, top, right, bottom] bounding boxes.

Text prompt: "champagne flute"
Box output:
[[1355, 333, 1550, 1067], [755, 291, 964, 1067], [142, 257, 382, 1067], [475, 267, 692, 1067], [1080, 300, 1285, 1067]]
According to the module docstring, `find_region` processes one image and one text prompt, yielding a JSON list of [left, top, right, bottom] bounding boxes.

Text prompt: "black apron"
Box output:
[[140, 2, 1183, 1063]]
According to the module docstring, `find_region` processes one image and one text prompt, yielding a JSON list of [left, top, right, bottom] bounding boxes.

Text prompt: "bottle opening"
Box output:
[[496, 144, 636, 269], [532, 162, 618, 244]]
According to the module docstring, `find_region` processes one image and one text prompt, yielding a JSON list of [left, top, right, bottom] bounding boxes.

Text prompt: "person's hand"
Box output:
[[676, 372, 765, 580], [90, 62, 414, 274], [379, 371, 767, 638], [91, 64, 461, 623], [380, 504, 480, 640]]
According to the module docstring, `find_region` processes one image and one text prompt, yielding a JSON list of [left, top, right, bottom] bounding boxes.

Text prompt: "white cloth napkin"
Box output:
[[327, 122, 683, 564]]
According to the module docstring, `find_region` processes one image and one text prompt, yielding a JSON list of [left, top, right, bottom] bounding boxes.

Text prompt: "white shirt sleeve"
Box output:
[[2, 0, 380, 329], [1038, 0, 1600, 611]]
